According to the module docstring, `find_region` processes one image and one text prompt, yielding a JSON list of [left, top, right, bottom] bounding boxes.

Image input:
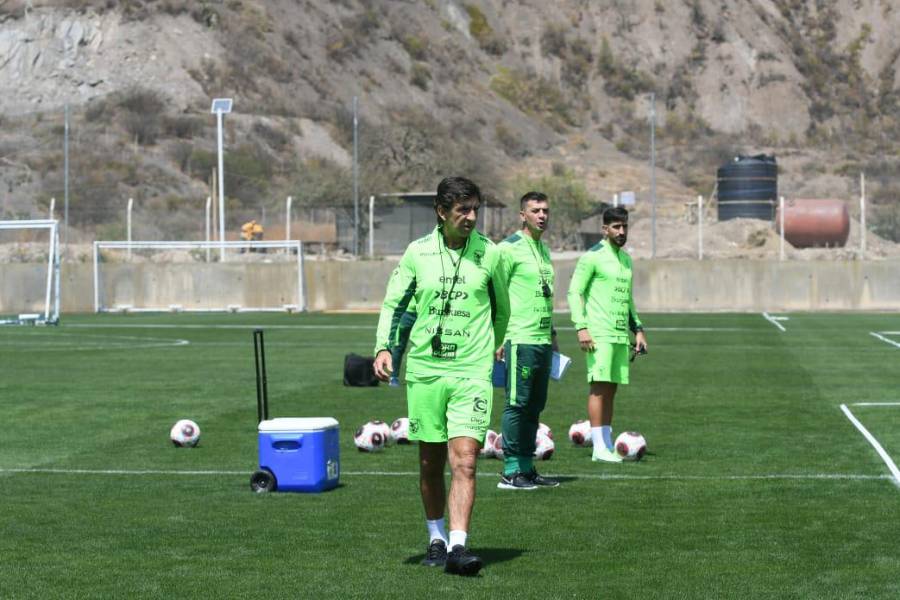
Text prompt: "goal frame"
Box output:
[[0, 219, 61, 326], [93, 240, 306, 313]]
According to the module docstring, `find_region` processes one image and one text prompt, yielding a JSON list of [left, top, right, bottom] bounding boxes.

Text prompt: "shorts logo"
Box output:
[[472, 397, 488, 414], [521, 366, 531, 380], [409, 419, 420, 434]]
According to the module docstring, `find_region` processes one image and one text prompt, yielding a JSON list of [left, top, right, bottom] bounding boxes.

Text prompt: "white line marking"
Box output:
[[851, 402, 900, 407], [870, 332, 900, 349], [762, 312, 786, 332], [840, 404, 900, 488], [0, 467, 886, 481], [0, 332, 190, 351]]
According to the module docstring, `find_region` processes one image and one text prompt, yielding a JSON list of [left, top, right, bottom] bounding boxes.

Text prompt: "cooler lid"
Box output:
[[258, 417, 339, 432]]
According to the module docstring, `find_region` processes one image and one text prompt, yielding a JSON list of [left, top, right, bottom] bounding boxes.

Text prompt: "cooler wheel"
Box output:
[[250, 469, 277, 493]]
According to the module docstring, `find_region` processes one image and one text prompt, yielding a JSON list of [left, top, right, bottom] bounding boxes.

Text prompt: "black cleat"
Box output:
[[444, 545, 483, 576], [527, 469, 560, 487], [420, 539, 447, 567], [497, 472, 538, 490]]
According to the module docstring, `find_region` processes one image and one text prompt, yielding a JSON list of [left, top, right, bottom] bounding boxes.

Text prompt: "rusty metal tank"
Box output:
[[775, 199, 850, 248]]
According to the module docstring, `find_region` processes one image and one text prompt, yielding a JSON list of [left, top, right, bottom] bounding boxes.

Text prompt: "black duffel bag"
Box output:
[[343, 353, 379, 387]]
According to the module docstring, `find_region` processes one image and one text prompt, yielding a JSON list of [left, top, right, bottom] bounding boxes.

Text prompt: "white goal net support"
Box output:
[[93, 240, 306, 313], [0, 219, 61, 325]]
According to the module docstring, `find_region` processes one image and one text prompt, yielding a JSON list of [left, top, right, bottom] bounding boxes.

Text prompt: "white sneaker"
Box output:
[[592, 447, 623, 463]]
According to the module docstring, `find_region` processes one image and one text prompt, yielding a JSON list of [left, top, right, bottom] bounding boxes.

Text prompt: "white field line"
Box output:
[[851, 402, 900, 407], [762, 312, 786, 332], [64, 324, 751, 333], [870, 332, 900, 349], [0, 332, 190, 351], [839, 404, 900, 488], [0, 467, 886, 482]]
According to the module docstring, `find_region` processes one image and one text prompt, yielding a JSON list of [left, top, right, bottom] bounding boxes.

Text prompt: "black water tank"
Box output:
[[717, 154, 777, 221]]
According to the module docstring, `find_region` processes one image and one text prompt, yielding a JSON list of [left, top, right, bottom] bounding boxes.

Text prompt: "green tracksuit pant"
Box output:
[[501, 341, 552, 475]]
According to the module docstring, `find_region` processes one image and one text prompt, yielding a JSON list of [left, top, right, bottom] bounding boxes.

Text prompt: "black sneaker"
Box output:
[[444, 545, 483, 576], [420, 539, 447, 567], [527, 470, 560, 488], [497, 472, 538, 490]]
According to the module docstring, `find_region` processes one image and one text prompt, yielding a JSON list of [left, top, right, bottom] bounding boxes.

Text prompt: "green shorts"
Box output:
[[586, 342, 629, 384], [406, 376, 492, 443]]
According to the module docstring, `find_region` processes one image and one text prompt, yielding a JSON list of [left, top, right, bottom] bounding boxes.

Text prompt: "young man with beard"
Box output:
[[373, 176, 510, 576], [567, 206, 648, 463], [495, 191, 560, 489]]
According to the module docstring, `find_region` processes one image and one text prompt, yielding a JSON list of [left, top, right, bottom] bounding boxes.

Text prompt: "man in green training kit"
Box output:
[[496, 191, 560, 490], [373, 176, 510, 576], [567, 206, 647, 463]]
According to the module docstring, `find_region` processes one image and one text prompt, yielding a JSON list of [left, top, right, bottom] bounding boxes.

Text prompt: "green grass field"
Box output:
[[2, 312, 900, 598]]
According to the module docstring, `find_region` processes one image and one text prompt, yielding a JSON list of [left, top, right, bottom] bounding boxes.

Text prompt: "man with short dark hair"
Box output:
[[567, 206, 647, 463], [373, 176, 510, 576], [495, 191, 559, 490]]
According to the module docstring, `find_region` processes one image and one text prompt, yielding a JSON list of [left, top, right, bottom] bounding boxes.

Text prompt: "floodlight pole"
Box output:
[[649, 93, 657, 259], [64, 103, 69, 253], [205, 196, 211, 263], [216, 110, 226, 262], [368, 195, 375, 257], [860, 171, 866, 258], [352, 96, 360, 256], [698, 195, 703, 260]]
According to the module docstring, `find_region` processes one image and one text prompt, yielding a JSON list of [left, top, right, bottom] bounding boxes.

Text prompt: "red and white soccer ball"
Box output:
[[371, 419, 393, 446], [170, 419, 201, 447], [615, 431, 647, 461], [481, 429, 498, 458], [390, 417, 411, 444], [537, 422, 553, 440], [492, 433, 505, 460], [568, 419, 592, 447], [354, 421, 387, 452], [533, 431, 555, 460]]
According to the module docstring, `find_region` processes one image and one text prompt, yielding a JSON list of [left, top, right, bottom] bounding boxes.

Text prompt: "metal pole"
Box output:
[[352, 96, 359, 256], [650, 93, 657, 259], [49, 197, 55, 220], [64, 103, 69, 253], [93, 241, 99, 313], [368, 195, 375, 257], [126, 197, 133, 260], [285, 196, 293, 241], [779, 196, 785, 261], [860, 172, 866, 258], [613, 193, 619, 208], [205, 196, 211, 262], [216, 111, 226, 262], [698, 195, 703, 260]]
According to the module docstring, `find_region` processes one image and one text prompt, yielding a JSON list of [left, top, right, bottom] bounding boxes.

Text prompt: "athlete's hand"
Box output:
[[373, 350, 393, 381], [495, 346, 505, 362], [634, 330, 648, 354], [577, 328, 595, 352]]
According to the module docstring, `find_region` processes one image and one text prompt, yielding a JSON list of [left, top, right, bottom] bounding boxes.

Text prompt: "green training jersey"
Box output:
[[498, 232, 554, 345], [566, 240, 642, 344], [375, 227, 510, 381]]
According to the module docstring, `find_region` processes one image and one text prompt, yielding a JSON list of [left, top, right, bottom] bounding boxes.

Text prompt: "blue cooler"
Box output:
[[257, 417, 340, 493]]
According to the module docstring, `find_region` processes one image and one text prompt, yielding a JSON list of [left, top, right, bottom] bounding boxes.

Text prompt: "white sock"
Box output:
[[601, 426, 613, 450], [591, 427, 603, 453], [449, 529, 467, 549], [426, 518, 447, 544]]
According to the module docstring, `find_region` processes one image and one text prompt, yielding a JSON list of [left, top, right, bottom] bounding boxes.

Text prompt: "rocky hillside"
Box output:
[[0, 0, 898, 244]]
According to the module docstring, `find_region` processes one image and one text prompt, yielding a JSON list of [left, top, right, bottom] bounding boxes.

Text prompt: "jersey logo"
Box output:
[[431, 341, 457, 359], [473, 250, 483, 266]]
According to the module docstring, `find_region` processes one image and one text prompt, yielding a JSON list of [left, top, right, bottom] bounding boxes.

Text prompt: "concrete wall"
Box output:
[[2, 259, 900, 314]]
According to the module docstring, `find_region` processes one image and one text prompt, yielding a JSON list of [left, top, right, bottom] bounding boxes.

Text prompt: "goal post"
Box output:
[[0, 219, 61, 325], [93, 240, 306, 313]]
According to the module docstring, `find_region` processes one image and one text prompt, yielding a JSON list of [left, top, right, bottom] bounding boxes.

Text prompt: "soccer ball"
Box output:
[[537, 422, 553, 439], [170, 419, 201, 447], [480, 429, 498, 458], [533, 431, 555, 460], [354, 421, 387, 452], [372, 419, 393, 446], [492, 432, 505, 459], [390, 417, 411, 444], [568, 419, 592, 447], [615, 431, 647, 461]]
